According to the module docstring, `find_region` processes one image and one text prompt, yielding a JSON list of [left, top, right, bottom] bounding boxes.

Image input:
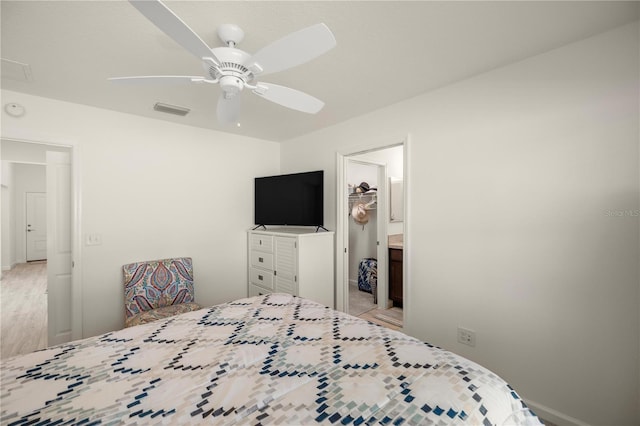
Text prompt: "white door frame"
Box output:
[[335, 135, 411, 327], [1, 138, 83, 342]]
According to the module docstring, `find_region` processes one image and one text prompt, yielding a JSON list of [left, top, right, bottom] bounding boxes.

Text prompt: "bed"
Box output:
[[1, 293, 542, 425]]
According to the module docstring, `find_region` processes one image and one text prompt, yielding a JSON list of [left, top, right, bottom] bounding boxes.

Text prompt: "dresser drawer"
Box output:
[[250, 267, 274, 290], [251, 251, 274, 269], [249, 283, 273, 297], [250, 234, 273, 252]]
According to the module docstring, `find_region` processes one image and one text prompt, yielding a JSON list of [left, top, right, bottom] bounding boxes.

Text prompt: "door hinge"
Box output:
[[295, 275, 297, 282], [344, 248, 347, 253], [274, 271, 277, 276]]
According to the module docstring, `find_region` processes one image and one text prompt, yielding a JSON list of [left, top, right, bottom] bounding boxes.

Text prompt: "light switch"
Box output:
[[85, 233, 102, 246]]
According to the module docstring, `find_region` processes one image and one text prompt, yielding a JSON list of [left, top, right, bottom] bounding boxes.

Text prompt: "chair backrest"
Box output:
[[123, 257, 195, 319]]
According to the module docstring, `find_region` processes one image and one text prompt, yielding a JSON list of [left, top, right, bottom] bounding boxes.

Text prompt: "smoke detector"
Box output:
[[4, 103, 25, 117]]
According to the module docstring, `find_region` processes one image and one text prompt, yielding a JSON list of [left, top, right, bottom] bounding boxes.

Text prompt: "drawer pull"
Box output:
[[259, 257, 264, 263], [258, 275, 263, 281]]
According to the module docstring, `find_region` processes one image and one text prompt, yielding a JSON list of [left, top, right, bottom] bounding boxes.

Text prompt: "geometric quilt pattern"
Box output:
[[1, 294, 542, 425]]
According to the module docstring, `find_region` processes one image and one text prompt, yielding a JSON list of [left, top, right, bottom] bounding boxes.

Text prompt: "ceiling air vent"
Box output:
[[153, 102, 190, 116], [1, 58, 33, 82]]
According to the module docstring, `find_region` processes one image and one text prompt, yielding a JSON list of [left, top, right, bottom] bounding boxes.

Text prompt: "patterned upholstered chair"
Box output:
[[123, 257, 201, 328]]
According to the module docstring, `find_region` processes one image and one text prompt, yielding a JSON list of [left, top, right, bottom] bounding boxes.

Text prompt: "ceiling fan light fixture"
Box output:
[[153, 102, 190, 116], [219, 75, 244, 95]]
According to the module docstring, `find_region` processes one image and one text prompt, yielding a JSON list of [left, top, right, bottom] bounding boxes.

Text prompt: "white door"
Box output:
[[26, 192, 47, 261], [375, 163, 388, 308], [46, 151, 73, 346]]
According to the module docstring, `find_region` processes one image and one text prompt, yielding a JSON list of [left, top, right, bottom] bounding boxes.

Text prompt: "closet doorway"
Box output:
[[336, 141, 407, 330]]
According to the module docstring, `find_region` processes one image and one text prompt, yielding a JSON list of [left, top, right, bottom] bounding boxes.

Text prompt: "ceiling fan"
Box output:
[[109, 0, 336, 124]]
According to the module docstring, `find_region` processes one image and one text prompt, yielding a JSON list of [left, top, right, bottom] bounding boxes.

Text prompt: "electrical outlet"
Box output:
[[457, 327, 476, 347]]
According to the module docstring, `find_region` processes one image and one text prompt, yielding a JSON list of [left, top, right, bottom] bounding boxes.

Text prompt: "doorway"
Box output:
[[336, 140, 407, 330], [0, 139, 78, 353]]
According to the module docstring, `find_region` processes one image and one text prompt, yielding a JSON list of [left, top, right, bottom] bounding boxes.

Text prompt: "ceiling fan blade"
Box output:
[[108, 76, 205, 84], [217, 93, 241, 124], [253, 82, 324, 114], [246, 23, 336, 76], [129, 0, 220, 65]]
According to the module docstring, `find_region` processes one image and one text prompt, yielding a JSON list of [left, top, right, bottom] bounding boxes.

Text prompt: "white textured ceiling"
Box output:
[[2, 1, 638, 142]]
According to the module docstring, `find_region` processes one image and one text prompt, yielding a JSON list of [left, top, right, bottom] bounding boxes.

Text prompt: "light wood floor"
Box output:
[[357, 307, 403, 331], [349, 282, 404, 331], [1, 261, 48, 359]]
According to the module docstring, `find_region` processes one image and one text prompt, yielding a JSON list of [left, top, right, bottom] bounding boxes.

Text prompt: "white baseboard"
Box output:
[[525, 399, 591, 426], [2, 262, 15, 272]]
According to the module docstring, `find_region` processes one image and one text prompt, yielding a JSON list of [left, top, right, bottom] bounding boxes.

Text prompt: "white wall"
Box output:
[[0, 90, 280, 338], [280, 22, 639, 426]]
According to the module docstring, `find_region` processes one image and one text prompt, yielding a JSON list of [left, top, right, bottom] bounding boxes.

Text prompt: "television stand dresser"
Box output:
[[247, 227, 334, 308]]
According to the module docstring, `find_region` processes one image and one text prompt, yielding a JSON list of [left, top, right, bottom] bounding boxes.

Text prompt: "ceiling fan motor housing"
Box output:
[[205, 47, 255, 97]]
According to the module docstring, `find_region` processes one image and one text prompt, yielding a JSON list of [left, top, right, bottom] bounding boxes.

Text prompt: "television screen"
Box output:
[[255, 171, 324, 226]]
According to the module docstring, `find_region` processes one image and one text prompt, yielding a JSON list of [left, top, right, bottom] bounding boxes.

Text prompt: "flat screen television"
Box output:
[[255, 170, 324, 227]]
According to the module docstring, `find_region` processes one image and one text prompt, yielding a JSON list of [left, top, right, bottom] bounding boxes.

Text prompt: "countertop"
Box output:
[[388, 234, 403, 249]]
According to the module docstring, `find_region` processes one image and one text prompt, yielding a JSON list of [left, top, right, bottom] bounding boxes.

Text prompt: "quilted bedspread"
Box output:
[[1, 294, 542, 425]]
